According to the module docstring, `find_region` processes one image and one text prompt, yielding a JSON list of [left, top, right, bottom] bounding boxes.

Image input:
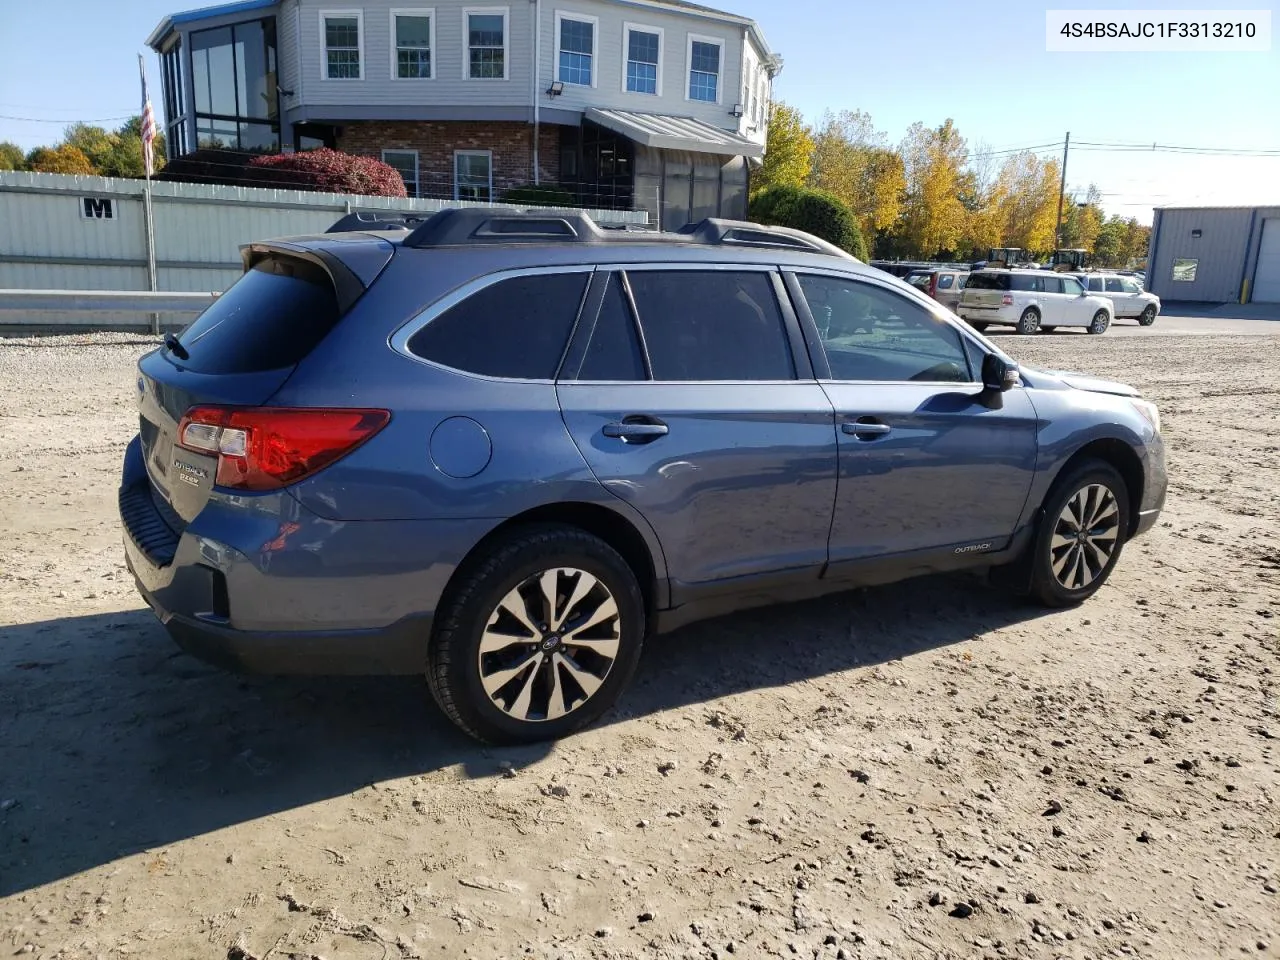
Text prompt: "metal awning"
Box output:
[[584, 108, 764, 159]]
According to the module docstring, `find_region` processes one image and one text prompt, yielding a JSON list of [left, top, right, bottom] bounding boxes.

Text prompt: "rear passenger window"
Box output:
[[625, 271, 795, 381], [407, 272, 588, 379], [1043, 275, 1064, 293], [577, 274, 646, 381], [1010, 274, 1045, 292], [1088, 277, 1104, 292], [1105, 277, 1124, 292], [936, 275, 954, 289]]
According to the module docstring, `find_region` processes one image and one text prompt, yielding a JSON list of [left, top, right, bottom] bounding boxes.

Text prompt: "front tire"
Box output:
[[1088, 309, 1111, 335], [427, 526, 646, 744], [1138, 305, 1157, 326], [1017, 308, 1041, 335], [1027, 461, 1131, 607]]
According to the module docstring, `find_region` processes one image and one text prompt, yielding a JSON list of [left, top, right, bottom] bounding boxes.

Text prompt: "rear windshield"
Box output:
[[171, 255, 341, 374], [965, 272, 1011, 291]]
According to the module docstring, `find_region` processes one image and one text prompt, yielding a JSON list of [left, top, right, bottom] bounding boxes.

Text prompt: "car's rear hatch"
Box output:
[[136, 235, 394, 527], [961, 271, 1010, 308]]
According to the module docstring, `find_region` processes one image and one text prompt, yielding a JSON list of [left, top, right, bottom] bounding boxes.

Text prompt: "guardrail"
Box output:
[[0, 289, 218, 315]]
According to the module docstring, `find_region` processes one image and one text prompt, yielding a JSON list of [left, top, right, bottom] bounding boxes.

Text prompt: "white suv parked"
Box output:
[[1073, 273, 1161, 326], [958, 269, 1115, 335]]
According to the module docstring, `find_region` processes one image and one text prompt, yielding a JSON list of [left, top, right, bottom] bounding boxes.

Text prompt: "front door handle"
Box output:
[[603, 417, 669, 443], [842, 418, 892, 440]]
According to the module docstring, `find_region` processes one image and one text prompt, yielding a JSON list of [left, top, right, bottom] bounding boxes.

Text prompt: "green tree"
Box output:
[[62, 123, 120, 172], [0, 141, 25, 171], [110, 116, 167, 177], [1092, 217, 1124, 266], [897, 119, 968, 257], [755, 101, 814, 192], [26, 144, 95, 175], [750, 184, 868, 259]]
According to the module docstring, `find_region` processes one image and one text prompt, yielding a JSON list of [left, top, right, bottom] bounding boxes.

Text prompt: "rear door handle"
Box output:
[[842, 418, 892, 440], [603, 417, 669, 443]]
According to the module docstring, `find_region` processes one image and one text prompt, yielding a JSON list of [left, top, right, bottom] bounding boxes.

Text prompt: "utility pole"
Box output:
[[1052, 131, 1070, 254]]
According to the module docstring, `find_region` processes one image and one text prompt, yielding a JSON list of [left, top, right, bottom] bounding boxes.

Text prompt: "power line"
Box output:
[[0, 113, 134, 124]]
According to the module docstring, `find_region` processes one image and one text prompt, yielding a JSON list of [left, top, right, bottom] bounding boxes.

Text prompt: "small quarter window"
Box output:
[[407, 272, 588, 378], [577, 275, 646, 381]]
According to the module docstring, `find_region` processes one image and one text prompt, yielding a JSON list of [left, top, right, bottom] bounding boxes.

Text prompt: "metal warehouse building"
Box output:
[[1147, 205, 1280, 304]]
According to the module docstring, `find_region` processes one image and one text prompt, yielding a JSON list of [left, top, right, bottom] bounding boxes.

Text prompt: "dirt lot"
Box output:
[[1, 331, 1277, 960]]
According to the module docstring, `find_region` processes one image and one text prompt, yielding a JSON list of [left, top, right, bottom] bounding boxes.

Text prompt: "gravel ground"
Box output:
[[1, 331, 1277, 960]]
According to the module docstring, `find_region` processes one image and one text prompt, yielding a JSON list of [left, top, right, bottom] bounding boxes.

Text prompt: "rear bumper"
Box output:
[[118, 434, 489, 676], [124, 532, 432, 675]]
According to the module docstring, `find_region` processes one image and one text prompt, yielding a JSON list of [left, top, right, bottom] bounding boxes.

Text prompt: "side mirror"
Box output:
[[982, 353, 1019, 393]]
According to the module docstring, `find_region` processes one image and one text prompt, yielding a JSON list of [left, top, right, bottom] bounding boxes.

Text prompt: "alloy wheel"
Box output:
[[1090, 310, 1110, 335], [1050, 484, 1121, 590], [477, 567, 621, 722]]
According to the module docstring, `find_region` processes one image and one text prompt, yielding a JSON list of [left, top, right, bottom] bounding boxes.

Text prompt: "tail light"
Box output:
[[176, 406, 391, 491], [928, 274, 939, 297], [1001, 294, 1014, 306]]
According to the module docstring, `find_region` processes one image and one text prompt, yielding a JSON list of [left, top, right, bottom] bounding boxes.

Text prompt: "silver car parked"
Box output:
[[1073, 273, 1161, 326]]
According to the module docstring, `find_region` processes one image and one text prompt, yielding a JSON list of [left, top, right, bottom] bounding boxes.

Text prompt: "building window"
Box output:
[[1172, 258, 1198, 282], [392, 9, 434, 79], [383, 149, 420, 197], [687, 36, 722, 103], [321, 11, 362, 79], [190, 18, 279, 152], [624, 24, 661, 95], [465, 7, 508, 79], [557, 13, 596, 87], [455, 150, 492, 202]]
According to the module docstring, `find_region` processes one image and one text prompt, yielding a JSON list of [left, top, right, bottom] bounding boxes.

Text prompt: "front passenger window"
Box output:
[[797, 274, 973, 384]]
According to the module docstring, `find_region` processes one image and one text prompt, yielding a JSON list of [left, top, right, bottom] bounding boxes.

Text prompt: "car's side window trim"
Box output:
[[784, 268, 986, 387], [389, 264, 595, 382], [617, 270, 655, 380]]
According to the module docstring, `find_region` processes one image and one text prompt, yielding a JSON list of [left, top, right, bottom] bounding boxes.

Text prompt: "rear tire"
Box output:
[[1138, 305, 1157, 327], [1026, 460, 1131, 607], [1088, 310, 1111, 335], [1017, 308, 1041, 335], [427, 526, 646, 744], [967, 320, 989, 333]]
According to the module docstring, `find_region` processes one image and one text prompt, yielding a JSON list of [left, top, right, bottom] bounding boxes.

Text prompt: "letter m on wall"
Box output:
[[80, 197, 114, 220]]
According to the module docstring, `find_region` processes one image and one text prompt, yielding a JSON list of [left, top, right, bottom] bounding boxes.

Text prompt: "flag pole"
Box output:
[[138, 53, 160, 335]]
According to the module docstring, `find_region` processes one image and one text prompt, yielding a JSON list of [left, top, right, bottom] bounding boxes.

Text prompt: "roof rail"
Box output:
[[397, 209, 854, 258], [326, 210, 432, 234], [403, 208, 609, 247]]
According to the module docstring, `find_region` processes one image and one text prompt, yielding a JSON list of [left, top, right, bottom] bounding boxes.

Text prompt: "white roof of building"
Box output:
[[585, 108, 763, 158]]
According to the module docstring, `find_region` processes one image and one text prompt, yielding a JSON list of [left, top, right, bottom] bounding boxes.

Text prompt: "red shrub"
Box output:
[[247, 148, 407, 197]]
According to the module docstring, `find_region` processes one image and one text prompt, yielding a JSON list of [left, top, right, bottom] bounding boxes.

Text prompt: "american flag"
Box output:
[[139, 55, 156, 178]]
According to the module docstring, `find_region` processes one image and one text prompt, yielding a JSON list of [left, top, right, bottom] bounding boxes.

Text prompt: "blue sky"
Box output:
[[1, 0, 1277, 222]]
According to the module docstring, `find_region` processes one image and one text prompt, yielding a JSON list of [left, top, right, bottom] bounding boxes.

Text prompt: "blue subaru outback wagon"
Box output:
[[120, 209, 1166, 743]]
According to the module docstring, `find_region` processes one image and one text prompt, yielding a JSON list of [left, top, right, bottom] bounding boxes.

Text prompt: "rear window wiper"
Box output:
[[163, 331, 190, 361]]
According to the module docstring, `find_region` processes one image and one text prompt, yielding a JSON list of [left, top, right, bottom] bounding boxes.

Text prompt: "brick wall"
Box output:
[[336, 121, 562, 199]]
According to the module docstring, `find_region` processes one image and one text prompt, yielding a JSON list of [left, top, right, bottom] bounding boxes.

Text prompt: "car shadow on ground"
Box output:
[[0, 574, 1053, 896]]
